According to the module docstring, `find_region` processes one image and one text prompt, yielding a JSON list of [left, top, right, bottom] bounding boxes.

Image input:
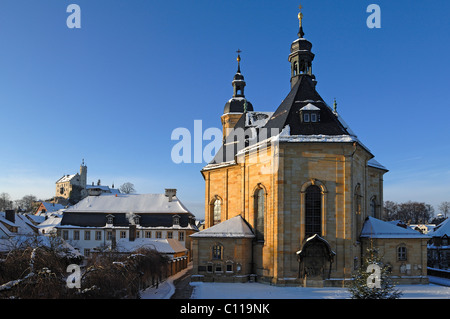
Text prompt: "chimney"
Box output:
[[5, 210, 15, 224], [129, 225, 136, 242], [165, 189, 177, 202]]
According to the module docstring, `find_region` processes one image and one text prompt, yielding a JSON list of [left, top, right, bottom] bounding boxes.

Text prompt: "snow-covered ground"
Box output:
[[141, 271, 450, 299], [191, 279, 450, 299]]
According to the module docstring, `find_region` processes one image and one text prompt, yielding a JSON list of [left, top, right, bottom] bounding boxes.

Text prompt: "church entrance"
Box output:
[[296, 234, 335, 281]]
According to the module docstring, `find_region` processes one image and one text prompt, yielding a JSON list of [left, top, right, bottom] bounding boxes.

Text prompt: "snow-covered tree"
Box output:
[[348, 247, 402, 299]]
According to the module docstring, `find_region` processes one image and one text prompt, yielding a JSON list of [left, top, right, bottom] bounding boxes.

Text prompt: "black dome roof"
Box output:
[[223, 98, 254, 114]]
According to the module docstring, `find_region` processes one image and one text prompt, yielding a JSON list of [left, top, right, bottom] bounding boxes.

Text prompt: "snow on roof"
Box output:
[[429, 218, 450, 237], [40, 202, 66, 213], [64, 193, 191, 214], [245, 111, 274, 128], [368, 158, 388, 171], [114, 238, 187, 255], [360, 217, 430, 239], [280, 134, 357, 143], [56, 174, 77, 183], [300, 103, 320, 111], [0, 212, 37, 236], [190, 215, 254, 238]]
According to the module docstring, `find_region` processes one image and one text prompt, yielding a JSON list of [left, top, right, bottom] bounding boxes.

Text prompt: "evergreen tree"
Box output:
[[348, 247, 402, 299]]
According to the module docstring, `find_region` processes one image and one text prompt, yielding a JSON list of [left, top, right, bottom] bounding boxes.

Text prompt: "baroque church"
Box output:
[[190, 7, 429, 286]]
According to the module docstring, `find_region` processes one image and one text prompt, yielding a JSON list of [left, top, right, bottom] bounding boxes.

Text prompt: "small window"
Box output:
[[398, 246, 407, 261], [173, 215, 180, 226], [226, 263, 233, 273], [207, 264, 213, 273], [215, 264, 223, 273], [156, 231, 162, 238], [84, 249, 91, 257], [311, 113, 317, 122], [120, 231, 126, 239], [145, 231, 152, 238], [167, 231, 173, 239], [107, 231, 113, 240], [84, 230, 91, 240], [74, 230, 80, 240], [95, 231, 102, 241], [179, 232, 185, 241], [303, 113, 310, 122], [62, 230, 69, 240]]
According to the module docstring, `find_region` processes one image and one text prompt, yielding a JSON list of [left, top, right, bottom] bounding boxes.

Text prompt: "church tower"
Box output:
[[189, 5, 429, 288], [221, 50, 254, 141], [288, 5, 316, 89]]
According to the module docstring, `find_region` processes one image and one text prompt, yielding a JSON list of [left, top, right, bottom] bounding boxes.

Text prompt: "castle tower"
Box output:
[[80, 159, 87, 197], [221, 50, 254, 141]]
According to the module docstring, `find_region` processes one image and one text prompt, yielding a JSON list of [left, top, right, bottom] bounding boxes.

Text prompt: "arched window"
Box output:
[[254, 188, 265, 241], [370, 197, 377, 218], [305, 185, 322, 238], [293, 61, 298, 76], [355, 184, 362, 235], [212, 244, 223, 260], [213, 199, 221, 225]]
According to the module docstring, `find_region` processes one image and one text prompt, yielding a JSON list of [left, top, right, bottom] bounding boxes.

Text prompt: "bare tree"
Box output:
[[0, 193, 13, 211], [119, 182, 136, 194], [438, 201, 450, 218], [14, 195, 37, 212]]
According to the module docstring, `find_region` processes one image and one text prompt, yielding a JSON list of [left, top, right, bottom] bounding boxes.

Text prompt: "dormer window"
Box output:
[[173, 214, 180, 226], [106, 214, 114, 225], [300, 103, 320, 123]]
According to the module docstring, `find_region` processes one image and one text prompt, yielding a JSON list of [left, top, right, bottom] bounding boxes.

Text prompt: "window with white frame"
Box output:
[[95, 231, 102, 241]]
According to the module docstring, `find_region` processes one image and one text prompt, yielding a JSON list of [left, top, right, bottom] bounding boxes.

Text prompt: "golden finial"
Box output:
[[298, 4, 303, 28], [236, 49, 242, 73]]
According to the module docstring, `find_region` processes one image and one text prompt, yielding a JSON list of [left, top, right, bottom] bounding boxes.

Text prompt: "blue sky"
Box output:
[[0, 0, 449, 219]]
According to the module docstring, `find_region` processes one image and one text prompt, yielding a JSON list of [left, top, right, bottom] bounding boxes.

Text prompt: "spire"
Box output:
[[223, 49, 254, 114], [236, 49, 242, 73], [298, 4, 305, 38], [288, 4, 315, 89]]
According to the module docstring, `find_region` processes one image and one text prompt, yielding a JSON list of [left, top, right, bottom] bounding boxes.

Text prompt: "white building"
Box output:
[[56, 189, 198, 258]]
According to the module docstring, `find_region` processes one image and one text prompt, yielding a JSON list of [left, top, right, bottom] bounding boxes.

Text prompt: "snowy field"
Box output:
[[190, 279, 450, 299], [141, 267, 450, 299]]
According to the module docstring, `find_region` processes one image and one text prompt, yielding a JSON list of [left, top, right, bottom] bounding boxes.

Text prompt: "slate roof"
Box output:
[[190, 215, 254, 238], [60, 193, 196, 228], [360, 217, 430, 239], [263, 75, 350, 136]]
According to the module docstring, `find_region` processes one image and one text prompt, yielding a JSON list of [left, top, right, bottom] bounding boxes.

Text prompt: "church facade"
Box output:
[[190, 8, 428, 286]]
